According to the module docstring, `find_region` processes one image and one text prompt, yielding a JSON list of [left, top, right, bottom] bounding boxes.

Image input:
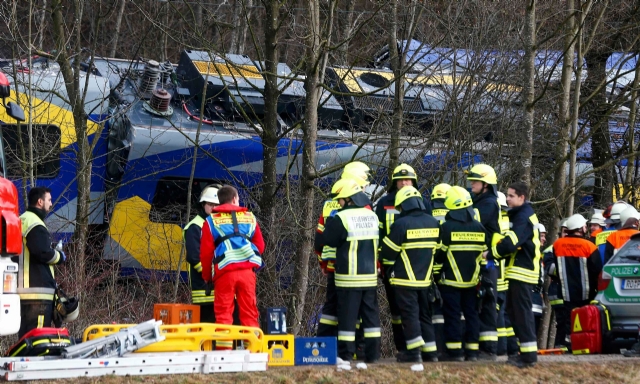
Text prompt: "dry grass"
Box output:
[[32, 360, 640, 384]]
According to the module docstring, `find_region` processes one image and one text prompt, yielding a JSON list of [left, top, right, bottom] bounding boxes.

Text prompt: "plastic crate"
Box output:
[[294, 337, 337, 365], [263, 334, 295, 366], [153, 303, 200, 324]]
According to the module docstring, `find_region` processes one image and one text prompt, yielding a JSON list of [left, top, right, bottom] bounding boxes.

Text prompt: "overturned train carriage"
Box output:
[[93, 50, 501, 276]]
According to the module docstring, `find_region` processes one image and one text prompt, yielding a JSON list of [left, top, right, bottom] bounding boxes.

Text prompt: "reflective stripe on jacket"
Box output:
[[184, 214, 213, 304], [17, 210, 60, 301], [380, 209, 440, 288], [323, 205, 379, 289]]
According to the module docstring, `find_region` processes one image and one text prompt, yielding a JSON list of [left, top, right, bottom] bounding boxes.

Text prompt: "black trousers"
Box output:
[[432, 301, 446, 356], [199, 303, 216, 323], [505, 280, 537, 363], [395, 287, 437, 358], [478, 266, 498, 354], [383, 277, 406, 352], [19, 300, 53, 339], [317, 274, 339, 337], [496, 291, 518, 355], [440, 285, 480, 358], [337, 288, 380, 362]]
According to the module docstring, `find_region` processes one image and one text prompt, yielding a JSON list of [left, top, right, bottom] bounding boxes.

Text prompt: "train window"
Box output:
[[149, 177, 225, 225], [2, 124, 61, 178]]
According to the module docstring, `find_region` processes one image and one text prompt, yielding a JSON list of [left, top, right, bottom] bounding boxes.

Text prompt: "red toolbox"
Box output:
[[570, 302, 610, 355]]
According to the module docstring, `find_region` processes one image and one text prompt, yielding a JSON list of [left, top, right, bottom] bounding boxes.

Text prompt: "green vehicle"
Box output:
[[595, 233, 640, 347]]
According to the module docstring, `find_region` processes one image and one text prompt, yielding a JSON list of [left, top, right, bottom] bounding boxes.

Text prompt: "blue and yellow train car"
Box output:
[[0, 65, 111, 240]]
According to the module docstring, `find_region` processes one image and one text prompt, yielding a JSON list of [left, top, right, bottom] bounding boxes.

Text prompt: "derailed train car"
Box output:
[[93, 50, 494, 276]]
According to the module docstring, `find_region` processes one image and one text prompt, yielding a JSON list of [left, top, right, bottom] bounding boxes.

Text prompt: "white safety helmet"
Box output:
[[620, 207, 640, 228], [588, 212, 606, 227], [199, 186, 220, 204], [609, 201, 631, 222], [565, 214, 588, 231], [56, 296, 80, 323], [497, 191, 508, 208], [536, 223, 546, 233], [559, 218, 569, 229]]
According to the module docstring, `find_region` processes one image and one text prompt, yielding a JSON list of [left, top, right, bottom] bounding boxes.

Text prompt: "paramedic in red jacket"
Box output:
[[201, 186, 265, 328]]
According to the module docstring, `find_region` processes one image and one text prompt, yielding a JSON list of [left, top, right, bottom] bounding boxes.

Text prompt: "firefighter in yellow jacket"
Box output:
[[323, 178, 380, 365], [16, 187, 66, 337], [435, 186, 487, 361], [380, 186, 441, 363], [183, 185, 219, 323]]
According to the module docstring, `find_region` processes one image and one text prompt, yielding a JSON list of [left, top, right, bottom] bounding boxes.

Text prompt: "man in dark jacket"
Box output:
[[376, 163, 431, 355], [380, 186, 440, 363], [492, 182, 541, 368], [467, 163, 500, 359], [548, 213, 603, 348], [15, 187, 66, 338], [183, 185, 219, 323]]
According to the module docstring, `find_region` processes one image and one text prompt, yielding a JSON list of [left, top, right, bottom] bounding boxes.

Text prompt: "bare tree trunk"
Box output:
[[259, 0, 280, 237], [230, 0, 251, 54], [553, 0, 576, 235], [50, 0, 95, 301], [109, 0, 127, 57], [38, 0, 47, 50], [387, 1, 402, 179], [567, 4, 590, 213], [623, 58, 640, 198], [522, 0, 536, 185], [336, 0, 355, 65]]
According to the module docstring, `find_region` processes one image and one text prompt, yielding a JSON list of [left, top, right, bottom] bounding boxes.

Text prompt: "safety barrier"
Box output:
[[83, 323, 264, 353]]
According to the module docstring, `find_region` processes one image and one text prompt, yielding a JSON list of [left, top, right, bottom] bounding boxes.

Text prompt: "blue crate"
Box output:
[[261, 307, 288, 335], [294, 337, 337, 365]]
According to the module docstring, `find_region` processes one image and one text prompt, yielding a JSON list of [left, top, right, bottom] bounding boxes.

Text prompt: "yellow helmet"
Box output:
[[395, 186, 422, 208], [445, 186, 473, 210], [332, 178, 363, 200], [431, 183, 451, 200], [392, 163, 417, 181], [466, 164, 497, 185], [341, 161, 371, 187]]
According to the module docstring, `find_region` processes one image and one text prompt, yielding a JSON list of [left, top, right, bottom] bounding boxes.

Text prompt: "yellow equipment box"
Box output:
[[83, 323, 264, 353], [263, 334, 295, 366]]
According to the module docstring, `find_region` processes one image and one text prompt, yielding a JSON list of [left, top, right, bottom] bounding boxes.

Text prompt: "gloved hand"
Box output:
[[486, 260, 496, 270], [59, 251, 67, 263], [205, 281, 213, 296]]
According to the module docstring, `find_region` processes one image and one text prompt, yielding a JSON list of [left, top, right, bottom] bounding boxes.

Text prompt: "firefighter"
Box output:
[[547, 213, 602, 349], [380, 186, 440, 363], [532, 223, 546, 335], [544, 218, 568, 348], [491, 182, 540, 368], [588, 212, 606, 243], [15, 187, 66, 338], [597, 202, 630, 263], [430, 183, 450, 355], [435, 186, 486, 362], [603, 206, 640, 263], [183, 185, 219, 323], [375, 163, 431, 355], [315, 162, 371, 339], [323, 178, 381, 366], [466, 163, 500, 359], [200, 186, 265, 340], [495, 191, 517, 357]]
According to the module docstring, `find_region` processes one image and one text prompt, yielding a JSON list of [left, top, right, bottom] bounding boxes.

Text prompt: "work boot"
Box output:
[[442, 354, 465, 362], [397, 349, 422, 363], [477, 351, 497, 361], [421, 352, 438, 363], [623, 342, 640, 357]]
